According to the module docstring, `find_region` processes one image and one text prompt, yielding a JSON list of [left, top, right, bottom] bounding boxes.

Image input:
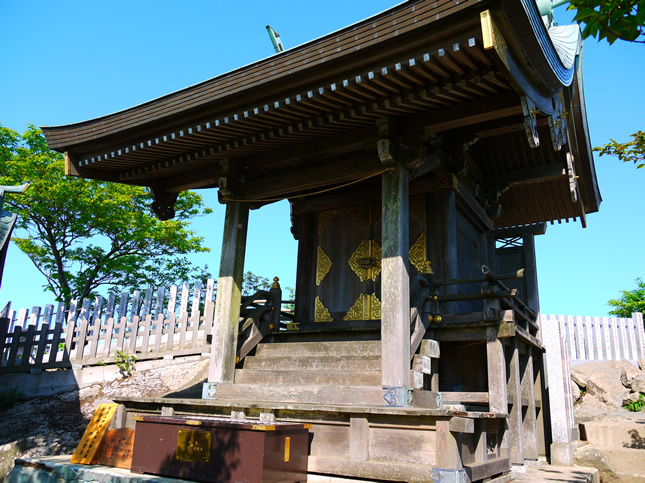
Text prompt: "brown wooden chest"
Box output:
[[130, 416, 310, 482]]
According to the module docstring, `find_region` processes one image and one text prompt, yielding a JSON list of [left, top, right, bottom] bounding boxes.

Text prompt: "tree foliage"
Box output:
[[0, 124, 213, 304], [607, 278, 645, 317], [568, 0, 645, 44], [594, 131, 645, 169]]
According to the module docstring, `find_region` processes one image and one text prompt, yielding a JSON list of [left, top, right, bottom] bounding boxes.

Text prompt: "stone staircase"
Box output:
[[578, 418, 645, 482]]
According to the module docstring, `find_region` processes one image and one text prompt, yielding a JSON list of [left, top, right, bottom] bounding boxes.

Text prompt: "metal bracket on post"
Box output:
[[431, 468, 467, 482], [383, 386, 413, 407], [202, 382, 217, 400]]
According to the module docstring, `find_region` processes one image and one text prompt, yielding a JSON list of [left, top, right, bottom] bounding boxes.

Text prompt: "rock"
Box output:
[[632, 374, 645, 393], [571, 379, 581, 402], [574, 443, 620, 483], [620, 370, 632, 389], [622, 392, 642, 406], [638, 358, 645, 372], [571, 361, 640, 408]]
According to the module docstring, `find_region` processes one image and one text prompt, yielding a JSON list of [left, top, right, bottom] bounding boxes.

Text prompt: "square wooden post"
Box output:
[[381, 161, 411, 397], [506, 339, 524, 465], [206, 202, 249, 389], [521, 346, 539, 460]]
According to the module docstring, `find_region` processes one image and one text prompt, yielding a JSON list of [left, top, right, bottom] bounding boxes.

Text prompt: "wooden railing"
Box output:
[[0, 280, 217, 374], [542, 313, 645, 362]]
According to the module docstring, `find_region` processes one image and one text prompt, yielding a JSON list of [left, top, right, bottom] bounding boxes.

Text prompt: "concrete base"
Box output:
[[550, 442, 574, 466], [6, 456, 183, 482]]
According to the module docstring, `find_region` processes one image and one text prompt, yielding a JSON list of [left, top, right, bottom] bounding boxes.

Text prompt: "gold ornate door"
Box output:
[[313, 196, 427, 323]]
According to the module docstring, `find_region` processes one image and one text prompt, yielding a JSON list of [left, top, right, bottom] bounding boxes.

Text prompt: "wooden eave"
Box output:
[[41, 0, 599, 228]]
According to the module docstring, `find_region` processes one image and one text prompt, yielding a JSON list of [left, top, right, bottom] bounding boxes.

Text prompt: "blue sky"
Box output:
[[1, 1, 643, 316]]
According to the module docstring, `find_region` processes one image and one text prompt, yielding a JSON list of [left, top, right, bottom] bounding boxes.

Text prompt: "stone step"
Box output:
[[254, 340, 381, 358], [602, 448, 645, 475], [242, 354, 381, 371], [211, 383, 443, 408], [235, 369, 381, 386], [581, 420, 645, 449]]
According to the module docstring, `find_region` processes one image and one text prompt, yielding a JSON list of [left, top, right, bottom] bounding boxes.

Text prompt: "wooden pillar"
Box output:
[[294, 211, 316, 323], [381, 161, 411, 390], [506, 339, 524, 464], [522, 233, 540, 315], [437, 175, 458, 313], [207, 202, 249, 384]]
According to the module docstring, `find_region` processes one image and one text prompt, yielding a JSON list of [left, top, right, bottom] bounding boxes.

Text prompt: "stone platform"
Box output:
[[7, 456, 600, 483]]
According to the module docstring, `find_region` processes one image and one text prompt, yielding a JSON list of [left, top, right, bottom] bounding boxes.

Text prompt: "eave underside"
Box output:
[[42, 1, 598, 229]]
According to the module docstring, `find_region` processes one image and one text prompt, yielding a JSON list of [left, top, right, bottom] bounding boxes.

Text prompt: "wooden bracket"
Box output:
[[566, 152, 579, 203], [377, 138, 399, 165], [64, 152, 81, 177], [149, 188, 178, 221], [521, 96, 540, 148], [549, 93, 568, 151], [218, 176, 241, 201]]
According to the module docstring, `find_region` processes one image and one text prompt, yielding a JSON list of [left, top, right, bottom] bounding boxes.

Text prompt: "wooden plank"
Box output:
[[626, 317, 638, 361], [209, 202, 249, 384], [419, 339, 440, 358], [464, 458, 511, 481], [18, 325, 35, 367], [634, 313, 645, 360], [179, 283, 189, 317], [47, 322, 63, 364], [0, 318, 10, 364], [74, 318, 89, 361], [102, 317, 115, 358], [443, 392, 489, 404], [413, 354, 435, 375], [601, 317, 612, 360], [381, 159, 411, 388], [436, 419, 462, 469], [70, 403, 119, 464], [140, 315, 152, 353], [349, 417, 369, 461], [177, 312, 188, 350], [449, 417, 474, 433], [128, 316, 141, 354], [34, 323, 49, 365], [582, 316, 595, 361], [115, 317, 127, 352], [153, 314, 164, 353], [87, 319, 101, 359], [592, 316, 604, 360], [7, 326, 23, 367]]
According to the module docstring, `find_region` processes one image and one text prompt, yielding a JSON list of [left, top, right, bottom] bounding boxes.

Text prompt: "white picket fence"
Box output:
[[541, 313, 645, 363]]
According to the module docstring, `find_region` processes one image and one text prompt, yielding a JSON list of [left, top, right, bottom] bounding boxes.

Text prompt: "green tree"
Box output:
[[594, 131, 645, 169], [0, 124, 212, 305], [568, 0, 645, 44], [608, 278, 645, 317]]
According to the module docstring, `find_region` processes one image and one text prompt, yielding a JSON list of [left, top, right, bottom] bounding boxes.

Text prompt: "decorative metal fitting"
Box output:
[[271, 276, 281, 289], [202, 382, 217, 400], [383, 386, 413, 407], [431, 468, 467, 483], [421, 259, 434, 275]]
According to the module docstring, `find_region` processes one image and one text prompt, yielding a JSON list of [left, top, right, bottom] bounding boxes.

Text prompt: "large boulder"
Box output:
[[571, 360, 640, 409]]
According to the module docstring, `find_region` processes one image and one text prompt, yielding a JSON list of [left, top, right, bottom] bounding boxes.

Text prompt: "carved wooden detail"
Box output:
[[409, 232, 427, 273], [348, 240, 382, 282], [521, 96, 540, 148], [344, 293, 381, 320], [350, 204, 369, 228], [549, 93, 567, 151], [410, 195, 425, 221], [318, 209, 337, 235], [314, 296, 334, 322], [316, 246, 332, 286]]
